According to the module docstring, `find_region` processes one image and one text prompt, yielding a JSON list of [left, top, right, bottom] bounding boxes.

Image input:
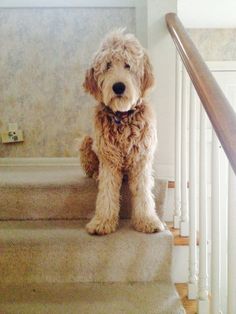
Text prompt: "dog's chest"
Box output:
[[98, 118, 152, 170]]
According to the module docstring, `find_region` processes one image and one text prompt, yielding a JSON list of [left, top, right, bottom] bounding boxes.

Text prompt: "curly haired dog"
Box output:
[[80, 30, 165, 235]]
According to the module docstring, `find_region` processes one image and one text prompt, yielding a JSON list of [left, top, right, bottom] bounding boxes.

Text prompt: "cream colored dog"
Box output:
[[80, 30, 164, 235]]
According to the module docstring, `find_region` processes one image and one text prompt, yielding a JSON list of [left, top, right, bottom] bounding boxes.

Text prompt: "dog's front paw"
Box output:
[[86, 216, 118, 235], [132, 214, 165, 233]]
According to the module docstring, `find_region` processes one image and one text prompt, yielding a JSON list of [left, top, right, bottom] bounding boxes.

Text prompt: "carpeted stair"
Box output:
[[0, 166, 167, 220], [0, 165, 185, 313]]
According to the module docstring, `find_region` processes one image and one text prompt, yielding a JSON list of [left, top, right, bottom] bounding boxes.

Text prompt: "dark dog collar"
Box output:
[[104, 107, 135, 124], [101, 100, 141, 125]]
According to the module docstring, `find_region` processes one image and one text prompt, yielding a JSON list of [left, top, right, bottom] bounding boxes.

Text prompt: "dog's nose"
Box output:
[[112, 82, 126, 95]]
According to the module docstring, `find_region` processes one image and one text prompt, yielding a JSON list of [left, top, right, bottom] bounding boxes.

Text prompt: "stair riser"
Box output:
[[0, 181, 164, 220], [0, 282, 185, 314], [0, 223, 172, 284], [0, 186, 98, 220]]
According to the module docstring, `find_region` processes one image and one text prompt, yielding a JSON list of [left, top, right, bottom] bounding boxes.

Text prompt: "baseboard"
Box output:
[[0, 158, 174, 179], [0, 157, 80, 166], [172, 246, 189, 283]]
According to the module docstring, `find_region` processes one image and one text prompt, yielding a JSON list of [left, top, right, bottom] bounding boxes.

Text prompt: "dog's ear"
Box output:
[[141, 51, 155, 96], [83, 67, 101, 101]]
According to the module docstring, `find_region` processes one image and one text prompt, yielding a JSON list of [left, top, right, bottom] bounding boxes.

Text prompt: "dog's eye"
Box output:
[[106, 62, 112, 70], [124, 63, 130, 70]]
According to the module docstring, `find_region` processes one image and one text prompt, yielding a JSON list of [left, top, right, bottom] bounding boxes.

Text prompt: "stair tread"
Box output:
[[176, 283, 197, 314], [0, 220, 173, 283], [0, 219, 171, 243], [167, 222, 199, 246], [0, 165, 167, 220], [0, 281, 184, 314]]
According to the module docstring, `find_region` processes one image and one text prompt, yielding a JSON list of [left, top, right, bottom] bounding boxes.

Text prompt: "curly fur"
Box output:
[[79, 136, 99, 179], [80, 30, 164, 235]]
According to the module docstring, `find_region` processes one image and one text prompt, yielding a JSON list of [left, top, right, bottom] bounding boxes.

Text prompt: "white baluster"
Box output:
[[211, 131, 221, 314], [180, 66, 189, 236], [174, 53, 182, 229], [188, 84, 198, 299], [198, 106, 209, 313], [227, 166, 236, 314]]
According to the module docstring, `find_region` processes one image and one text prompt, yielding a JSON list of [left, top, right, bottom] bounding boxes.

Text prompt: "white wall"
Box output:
[[146, 0, 177, 179], [0, 0, 178, 179], [178, 0, 236, 28]]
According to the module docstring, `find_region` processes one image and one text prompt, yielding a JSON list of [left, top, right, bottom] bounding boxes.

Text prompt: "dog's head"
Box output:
[[83, 29, 154, 112]]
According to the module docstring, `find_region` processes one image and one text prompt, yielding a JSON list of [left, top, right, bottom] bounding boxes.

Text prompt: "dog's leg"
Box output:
[[86, 163, 122, 235], [79, 136, 99, 179], [129, 164, 165, 233]]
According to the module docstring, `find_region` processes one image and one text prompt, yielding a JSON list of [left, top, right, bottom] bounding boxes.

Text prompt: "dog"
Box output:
[[80, 29, 164, 235]]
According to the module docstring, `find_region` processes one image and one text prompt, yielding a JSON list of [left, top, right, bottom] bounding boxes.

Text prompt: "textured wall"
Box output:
[[0, 8, 135, 157], [188, 29, 236, 61]]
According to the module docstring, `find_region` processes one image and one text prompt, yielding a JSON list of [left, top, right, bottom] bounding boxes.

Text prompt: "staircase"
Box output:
[[0, 164, 185, 313]]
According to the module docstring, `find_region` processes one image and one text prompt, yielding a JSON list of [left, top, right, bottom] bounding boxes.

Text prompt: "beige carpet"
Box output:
[[0, 165, 168, 220], [0, 282, 184, 314], [0, 165, 185, 313], [0, 220, 172, 284]]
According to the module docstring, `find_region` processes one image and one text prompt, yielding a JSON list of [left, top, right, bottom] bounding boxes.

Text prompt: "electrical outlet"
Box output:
[[8, 123, 18, 132], [1, 130, 24, 143]]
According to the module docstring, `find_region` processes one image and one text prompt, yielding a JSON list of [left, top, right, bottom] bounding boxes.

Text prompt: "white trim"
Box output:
[[0, 0, 136, 8], [0, 157, 80, 166], [207, 61, 236, 72], [172, 246, 189, 283], [0, 158, 174, 180], [135, 0, 147, 48]]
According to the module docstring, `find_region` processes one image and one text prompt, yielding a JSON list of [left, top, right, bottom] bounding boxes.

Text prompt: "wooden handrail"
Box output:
[[166, 13, 236, 175]]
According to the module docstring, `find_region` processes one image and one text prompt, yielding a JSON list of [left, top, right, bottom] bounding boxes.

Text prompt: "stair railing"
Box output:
[[166, 13, 236, 314]]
